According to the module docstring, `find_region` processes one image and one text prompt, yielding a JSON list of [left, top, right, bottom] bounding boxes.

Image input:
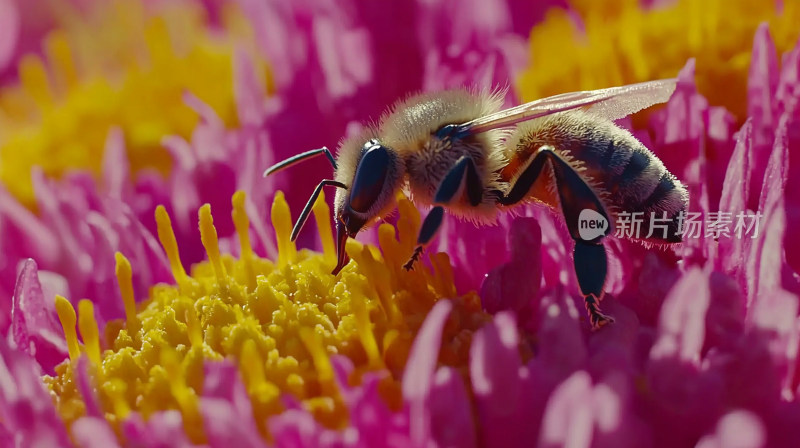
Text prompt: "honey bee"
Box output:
[[264, 80, 688, 329]]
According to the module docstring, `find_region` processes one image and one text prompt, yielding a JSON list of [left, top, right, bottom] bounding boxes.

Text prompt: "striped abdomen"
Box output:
[[502, 111, 688, 244]]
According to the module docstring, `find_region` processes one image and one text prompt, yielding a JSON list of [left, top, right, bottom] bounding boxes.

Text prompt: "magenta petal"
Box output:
[[703, 272, 745, 353], [471, 311, 527, 447], [536, 289, 586, 377], [10, 259, 68, 373], [695, 410, 766, 448], [101, 128, 131, 201], [480, 218, 542, 314], [428, 366, 476, 448], [471, 311, 521, 412], [538, 371, 594, 448], [268, 409, 349, 448], [650, 268, 710, 362], [750, 289, 799, 394], [402, 299, 453, 445], [201, 361, 266, 448], [0, 0, 19, 71], [71, 417, 122, 448], [234, 48, 268, 127], [746, 23, 780, 211], [716, 119, 752, 283], [0, 335, 70, 447], [747, 116, 789, 304], [122, 411, 196, 448], [75, 356, 103, 418]]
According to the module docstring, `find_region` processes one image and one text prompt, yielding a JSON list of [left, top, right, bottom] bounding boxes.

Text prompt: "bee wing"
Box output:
[[465, 78, 677, 134]]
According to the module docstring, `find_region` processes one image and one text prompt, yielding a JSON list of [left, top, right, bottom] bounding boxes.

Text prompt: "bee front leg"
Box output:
[[403, 156, 482, 270], [499, 146, 614, 330]]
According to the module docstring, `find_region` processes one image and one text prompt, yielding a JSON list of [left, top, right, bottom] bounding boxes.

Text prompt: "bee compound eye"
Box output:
[[348, 143, 391, 213]]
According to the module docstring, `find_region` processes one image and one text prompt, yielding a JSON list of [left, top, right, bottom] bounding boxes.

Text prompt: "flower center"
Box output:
[[46, 190, 488, 444]]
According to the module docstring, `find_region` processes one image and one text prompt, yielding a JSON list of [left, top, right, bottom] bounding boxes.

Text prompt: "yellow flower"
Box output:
[[518, 0, 800, 119], [47, 190, 488, 443], [0, 0, 269, 207]]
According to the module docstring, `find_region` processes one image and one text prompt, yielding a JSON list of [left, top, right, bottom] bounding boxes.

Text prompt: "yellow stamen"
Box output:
[[161, 348, 205, 443], [45, 191, 496, 440], [199, 204, 228, 290], [232, 191, 256, 288], [271, 192, 296, 267], [185, 306, 203, 349], [239, 339, 266, 389], [105, 378, 131, 419], [54, 295, 80, 361], [77, 300, 101, 366], [114, 252, 141, 336], [239, 339, 280, 438], [299, 327, 335, 397], [351, 291, 383, 370], [312, 190, 335, 263], [155, 205, 189, 289]]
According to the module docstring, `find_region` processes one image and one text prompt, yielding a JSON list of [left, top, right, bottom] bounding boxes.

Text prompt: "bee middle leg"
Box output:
[[498, 145, 614, 329], [403, 155, 482, 270]]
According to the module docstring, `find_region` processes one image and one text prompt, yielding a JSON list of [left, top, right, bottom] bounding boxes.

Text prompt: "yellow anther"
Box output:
[[312, 189, 335, 263], [352, 295, 382, 369], [232, 191, 256, 288], [114, 252, 141, 336], [185, 306, 203, 349], [77, 300, 101, 366], [155, 205, 189, 288], [161, 348, 205, 443], [199, 204, 228, 290], [299, 327, 335, 396], [46, 189, 489, 436], [271, 192, 296, 267], [19, 54, 53, 109], [240, 339, 266, 390], [54, 295, 80, 361], [105, 378, 131, 419]]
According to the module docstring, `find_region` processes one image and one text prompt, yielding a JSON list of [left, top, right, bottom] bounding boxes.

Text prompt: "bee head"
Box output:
[[332, 138, 404, 274]]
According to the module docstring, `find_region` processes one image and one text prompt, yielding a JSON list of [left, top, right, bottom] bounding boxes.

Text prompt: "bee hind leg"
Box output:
[[403, 156, 482, 270], [499, 146, 614, 330], [574, 242, 614, 330]]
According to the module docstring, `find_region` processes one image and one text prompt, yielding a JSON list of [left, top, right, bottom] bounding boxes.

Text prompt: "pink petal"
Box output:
[[0, 0, 19, 71], [0, 335, 70, 446], [696, 410, 766, 448], [71, 417, 122, 448], [122, 411, 196, 448], [747, 116, 789, 304], [101, 127, 130, 201], [480, 217, 542, 314], [538, 371, 594, 448], [471, 312, 525, 447], [428, 366, 476, 448], [746, 23, 780, 211], [201, 361, 266, 448], [402, 299, 453, 445], [234, 48, 268, 127], [650, 268, 710, 362], [10, 259, 68, 373]]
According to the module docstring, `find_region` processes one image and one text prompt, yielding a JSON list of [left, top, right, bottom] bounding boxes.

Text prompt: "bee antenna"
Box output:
[[263, 147, 338, 177], [290, 179, 347, 241]]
